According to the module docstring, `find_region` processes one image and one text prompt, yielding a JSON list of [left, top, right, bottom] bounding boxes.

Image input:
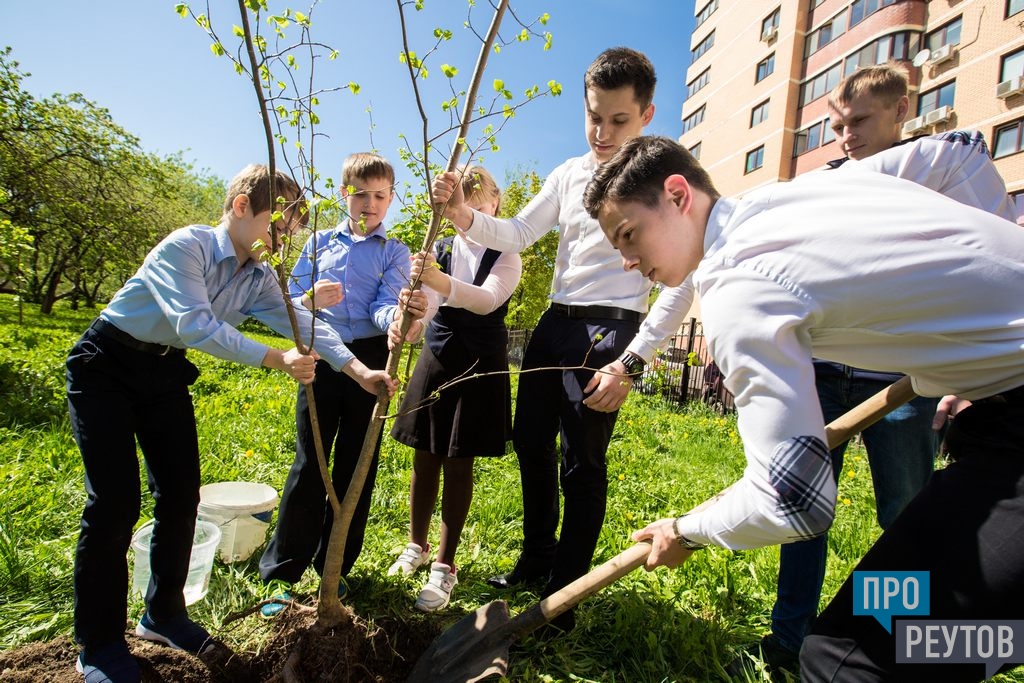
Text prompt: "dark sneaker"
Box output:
[[486, 555, 552, 589], [725, 634, 800, 680], [76, 641, 140, 683], [134, 612, 213, 655]]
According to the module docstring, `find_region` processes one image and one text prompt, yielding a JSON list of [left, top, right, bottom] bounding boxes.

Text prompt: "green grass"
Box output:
[[0, 293, 1020, 682]]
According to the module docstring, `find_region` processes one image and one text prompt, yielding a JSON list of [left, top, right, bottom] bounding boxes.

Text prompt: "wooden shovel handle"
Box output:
[[528, 374, 918, 626]]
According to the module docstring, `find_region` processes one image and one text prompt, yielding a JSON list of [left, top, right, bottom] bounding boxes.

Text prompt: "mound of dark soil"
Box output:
[[0, 607, 442, 682]]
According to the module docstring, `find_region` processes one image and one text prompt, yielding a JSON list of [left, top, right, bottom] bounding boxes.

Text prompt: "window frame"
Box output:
[[993, 119, 1024, 159], [925, 17, 962, 51], [683, 105, 706, 134], [756, 53, 776, 83], [750, 99, 770, 127], [692, 30, 715, 63], [687, 68, 711, 98], [916, 81, 956, 116], [745, 145, 765, 174], [1001, 47, 1024, 82]]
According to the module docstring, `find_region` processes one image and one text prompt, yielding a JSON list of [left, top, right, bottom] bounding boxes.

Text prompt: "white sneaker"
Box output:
[[415, 562, 457, 612], [387, 542, 430, 576]]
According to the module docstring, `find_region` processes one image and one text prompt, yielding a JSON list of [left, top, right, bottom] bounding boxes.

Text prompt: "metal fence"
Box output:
[[507, 318, 734, 413]]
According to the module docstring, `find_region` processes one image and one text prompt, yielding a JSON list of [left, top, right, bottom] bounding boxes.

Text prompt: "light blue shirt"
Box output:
[[289, 221, 412, 342], [101, 224, 355, 370]]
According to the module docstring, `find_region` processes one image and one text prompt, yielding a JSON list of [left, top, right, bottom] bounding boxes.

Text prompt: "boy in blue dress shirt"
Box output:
[[67, 164, 395, 683], [259, 153, 431, 608]]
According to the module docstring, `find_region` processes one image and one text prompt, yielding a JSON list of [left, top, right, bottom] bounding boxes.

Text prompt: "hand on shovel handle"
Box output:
[[407, 375, 917, 683]]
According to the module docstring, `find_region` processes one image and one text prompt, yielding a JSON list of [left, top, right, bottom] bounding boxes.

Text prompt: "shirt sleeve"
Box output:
[[445, 252, 523, 314], [625, 277, 696, 362], [459, 172, 562, 253], [849, 132, 1017, 221], [676, 270, 836, 550], [246, 283, 355, 371], [288, 232, 320, 306], [370, 239, 410, 332], [140, 236, 270, 367]]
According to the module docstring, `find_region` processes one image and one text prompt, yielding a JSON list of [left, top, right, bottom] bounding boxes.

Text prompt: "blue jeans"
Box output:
[[770, 365, 938, 653]]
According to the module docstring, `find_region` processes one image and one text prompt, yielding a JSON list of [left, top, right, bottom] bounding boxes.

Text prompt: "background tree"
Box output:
[[0, 48, 224, 313]]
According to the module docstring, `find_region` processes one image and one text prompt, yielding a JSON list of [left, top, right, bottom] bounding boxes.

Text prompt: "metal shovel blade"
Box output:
[[407, 600, 513, 683], [407, 375, 917, 683]]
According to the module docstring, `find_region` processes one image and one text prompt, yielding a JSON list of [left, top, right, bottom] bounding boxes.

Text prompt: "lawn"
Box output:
[[0, 294, 1019, 682]]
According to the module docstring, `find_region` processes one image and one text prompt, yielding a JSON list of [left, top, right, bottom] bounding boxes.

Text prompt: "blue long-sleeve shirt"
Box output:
[[288, 221, 412, 341], [101, 223, 355, 370]]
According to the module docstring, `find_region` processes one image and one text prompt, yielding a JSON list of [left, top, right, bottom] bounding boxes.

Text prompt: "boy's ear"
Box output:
[[641, 102, 655, 126], [664, 174, 693, 214], [894, 95, 910, 123], [231, 194, 250, 218]]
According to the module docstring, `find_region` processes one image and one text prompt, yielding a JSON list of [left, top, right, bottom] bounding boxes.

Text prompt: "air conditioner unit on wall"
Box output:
[[996, 75, 1024, 99], [924, 105, 953, 126], [902, 116, 928, 135], [927, 43, 957, 66], [761, 25, 778, 42]]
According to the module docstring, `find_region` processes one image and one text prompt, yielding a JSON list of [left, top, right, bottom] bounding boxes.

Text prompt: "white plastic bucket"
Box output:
[[197, 481, 279, 563], [130, 519, 221, 606]]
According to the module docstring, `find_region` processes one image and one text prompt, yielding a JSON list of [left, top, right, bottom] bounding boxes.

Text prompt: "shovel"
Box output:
[[407, 375, 917, 683]]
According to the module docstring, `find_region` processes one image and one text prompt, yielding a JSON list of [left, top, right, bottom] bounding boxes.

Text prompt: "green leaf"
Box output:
[[492, 78, 504, 92], [349, 82, 360, 94], [329, 50, 340, 60], [544, 31, 553, 51], [210, 42, 225, 57], [518, 28, 529, 42], [232, 25, 244, 37], [549, 80, 563, 96], [174, 4, 188, 18], [294, 11, 308, 25], [540, 12, 550, 25], [441, 64, 458, 78]]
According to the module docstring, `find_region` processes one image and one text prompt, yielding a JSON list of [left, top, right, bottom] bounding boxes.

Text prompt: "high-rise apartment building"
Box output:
[[679, 0, 1024, 208]]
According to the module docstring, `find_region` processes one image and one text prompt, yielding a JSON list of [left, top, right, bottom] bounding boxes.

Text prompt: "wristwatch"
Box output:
[[618, 351, 646, 377], [672, 516, 707, 550]]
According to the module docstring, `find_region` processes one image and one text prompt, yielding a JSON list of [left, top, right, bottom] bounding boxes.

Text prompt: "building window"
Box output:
[[800, 63, 842, 106], [745, 146, 765, 173], [1010, 0, 1024, 18], [687, 68, 711, 98], [696, 0, 719, 28], [762, 8, 781, 36], [806, 10, 849, 56], [683, 105, 706, 134], [994, 119, 1024, 159], [793, 118, 836, 156], [917, 81, 956, 115], [751, 99, 770, 127], [692, 30, 715, 63], [844, 31, 917, 77], [689, 142, 702, 160], [1011, 190, 1024, 216], [756, 54, 776, 83], [1001, 48, 1024, 82], [926, 17, 962, 51], [849, 0, 899, 28]]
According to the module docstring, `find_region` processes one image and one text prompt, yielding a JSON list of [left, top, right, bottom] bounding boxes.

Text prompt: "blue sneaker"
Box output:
[[260, 590, 292, 619], [337, 576, 349, 601], [76, 641, 140, 683], [134, 612, 213, 655]]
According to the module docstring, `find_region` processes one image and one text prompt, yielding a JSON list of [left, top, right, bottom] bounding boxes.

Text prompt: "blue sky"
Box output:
[[2, 1, 693, 194]]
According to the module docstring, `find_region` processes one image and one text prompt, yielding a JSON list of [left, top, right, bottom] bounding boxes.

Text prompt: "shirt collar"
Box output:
[[338, 219, 387, 242], [213, 223, 265, 278]]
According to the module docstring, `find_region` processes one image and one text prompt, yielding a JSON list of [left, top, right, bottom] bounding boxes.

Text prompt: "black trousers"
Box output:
[[511, 308, 639, 594], [260, 336, 388, 583], [67, 324, 201, 648], [801, 394, 1024, 682]]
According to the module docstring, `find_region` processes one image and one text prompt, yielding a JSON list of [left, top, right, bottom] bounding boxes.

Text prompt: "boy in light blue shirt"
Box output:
[[259, 153, 430, 607], [67, 164, 395, 683]]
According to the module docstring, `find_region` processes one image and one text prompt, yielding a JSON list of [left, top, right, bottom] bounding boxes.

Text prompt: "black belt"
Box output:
[[90, 318, 183, 356], [549, 303, 642, 323]]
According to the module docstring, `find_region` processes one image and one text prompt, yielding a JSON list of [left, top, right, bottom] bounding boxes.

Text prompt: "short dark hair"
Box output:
[[342, 152, 395, 188], [223, 164, 302, 217], [583, 136, 719, 219], [584, 47, 656, 110]]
